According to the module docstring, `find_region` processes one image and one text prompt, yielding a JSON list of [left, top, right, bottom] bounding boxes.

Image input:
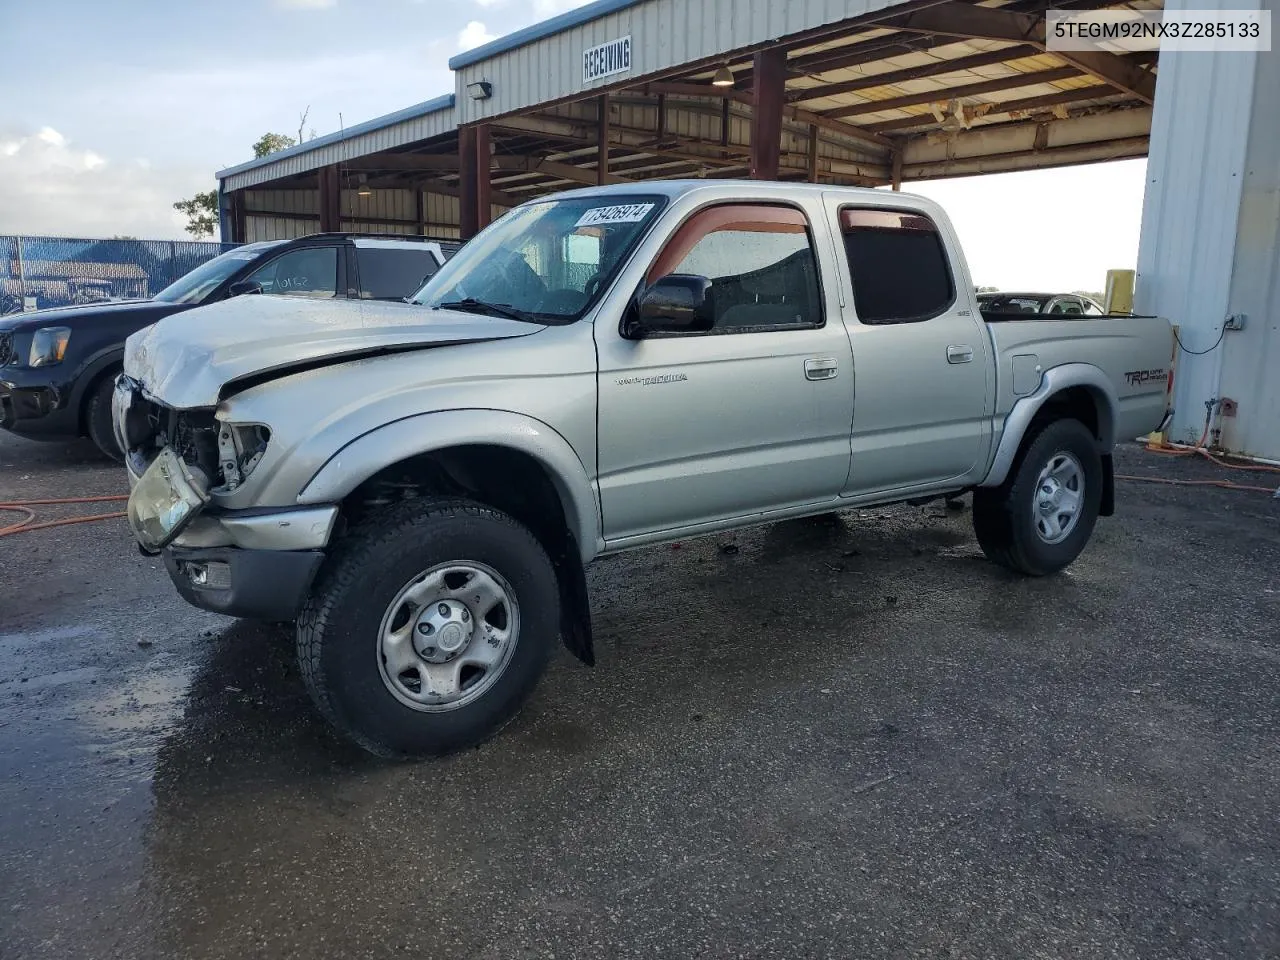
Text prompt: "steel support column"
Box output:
[[231, 190, 247, 242], [750, 47, 786, 180], [597, 94, 610, 185], [807, 123, 820, 182], [459, 124, 493, 240], [318, 165, 341, 233]]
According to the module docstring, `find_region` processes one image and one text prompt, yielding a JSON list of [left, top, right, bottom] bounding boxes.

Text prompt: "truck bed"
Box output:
[[982, 312, 1173, 445]]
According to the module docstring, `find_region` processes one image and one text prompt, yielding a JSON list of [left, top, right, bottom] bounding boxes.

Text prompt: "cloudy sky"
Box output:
[[0, 0, 1146, 290]]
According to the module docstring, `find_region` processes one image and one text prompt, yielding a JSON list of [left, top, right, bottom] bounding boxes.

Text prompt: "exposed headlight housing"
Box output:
[[216, 422, 272, 491], [126, 447, 211, 552], [29, 326, 71, 367]]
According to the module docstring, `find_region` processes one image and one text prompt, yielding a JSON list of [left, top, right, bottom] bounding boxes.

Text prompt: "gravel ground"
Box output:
[[1, 429, 1277, 960]]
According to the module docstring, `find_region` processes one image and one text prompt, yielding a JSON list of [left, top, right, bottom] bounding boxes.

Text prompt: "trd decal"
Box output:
[[1124, 368, 1168, 387]]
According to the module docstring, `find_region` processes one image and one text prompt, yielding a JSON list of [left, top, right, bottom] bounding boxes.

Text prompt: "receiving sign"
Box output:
[[583, 35, 632, 84], [575, 203, 655, 227]]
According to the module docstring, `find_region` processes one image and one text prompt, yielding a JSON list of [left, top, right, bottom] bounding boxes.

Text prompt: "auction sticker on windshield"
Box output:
[[575, 203, 655, 227]]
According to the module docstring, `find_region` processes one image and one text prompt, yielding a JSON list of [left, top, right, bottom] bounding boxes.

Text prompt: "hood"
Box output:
[[0, 298, 177, 333], [124, 294, 546, 408]]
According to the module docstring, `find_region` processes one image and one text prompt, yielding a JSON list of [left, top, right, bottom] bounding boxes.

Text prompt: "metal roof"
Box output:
[[449, 0, 648, 70], [216, 95, 457, 189], [223, 0, 1163, 228]]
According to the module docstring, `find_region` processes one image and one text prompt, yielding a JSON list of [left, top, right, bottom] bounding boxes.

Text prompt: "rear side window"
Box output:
[[357, 248, 441, 300], [839, 208, 954, 324]]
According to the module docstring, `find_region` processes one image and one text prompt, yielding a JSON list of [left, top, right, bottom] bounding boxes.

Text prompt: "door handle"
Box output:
[[805, 357, 839, 380], [947, 345, 974, 364]]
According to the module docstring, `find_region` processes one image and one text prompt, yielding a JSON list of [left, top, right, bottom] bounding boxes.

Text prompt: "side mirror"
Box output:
[[624, 275, 714, 338], [227, 280, 264, 298]]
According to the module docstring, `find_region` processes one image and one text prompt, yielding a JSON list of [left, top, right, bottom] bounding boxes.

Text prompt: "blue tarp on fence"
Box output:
[[0, 236, 238, 314]]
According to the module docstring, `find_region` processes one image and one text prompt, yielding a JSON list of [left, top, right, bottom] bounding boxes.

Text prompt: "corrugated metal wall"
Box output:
[[1134, 0, 1263, 450], [1219, 27, 1280, 459], [241, 189, 509, 242], [456, 0, 899, 123]]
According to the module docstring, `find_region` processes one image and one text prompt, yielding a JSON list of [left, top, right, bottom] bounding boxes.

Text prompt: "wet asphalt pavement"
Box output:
[[1, 430, 1277, 960]]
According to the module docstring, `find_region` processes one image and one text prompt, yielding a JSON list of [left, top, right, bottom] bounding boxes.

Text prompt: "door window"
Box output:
[[647, 204, 823, 332], [838, 208, 954, 324], [247, 246, 339, 299]]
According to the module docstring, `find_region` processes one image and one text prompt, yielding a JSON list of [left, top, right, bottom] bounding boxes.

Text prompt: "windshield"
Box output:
[[410, 195, 666, 323], [154, 242, 281, 304]]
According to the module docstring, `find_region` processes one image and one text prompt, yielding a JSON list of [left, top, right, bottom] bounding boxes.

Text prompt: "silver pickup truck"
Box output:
[[114, 181, 1171, 758]]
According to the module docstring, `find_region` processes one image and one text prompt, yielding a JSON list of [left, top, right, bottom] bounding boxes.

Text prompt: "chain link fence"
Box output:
[[0, 236, 239, 315]]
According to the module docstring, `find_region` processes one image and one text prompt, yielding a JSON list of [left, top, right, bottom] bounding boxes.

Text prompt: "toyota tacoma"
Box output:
[[114, 181, 1172, 758]]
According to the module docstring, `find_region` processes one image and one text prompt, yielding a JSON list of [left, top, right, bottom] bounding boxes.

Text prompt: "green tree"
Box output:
[[173, 190, 219, 239], [252, 132, 297, 158], [172, 132, 296, 239]]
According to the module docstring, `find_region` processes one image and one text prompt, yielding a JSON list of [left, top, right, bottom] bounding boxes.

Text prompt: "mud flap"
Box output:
[[1100, 453, 1115, 517], [555, 534, 595, 666]]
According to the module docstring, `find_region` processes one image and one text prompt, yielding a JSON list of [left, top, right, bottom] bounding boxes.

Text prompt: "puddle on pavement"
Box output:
[[0, 619, 207, 957]]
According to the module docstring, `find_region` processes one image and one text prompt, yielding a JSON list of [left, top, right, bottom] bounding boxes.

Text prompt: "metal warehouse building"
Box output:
[[215, 0, 1279, 461]]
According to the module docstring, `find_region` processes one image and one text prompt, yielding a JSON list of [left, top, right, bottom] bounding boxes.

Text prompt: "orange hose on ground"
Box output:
[[1115, 475, 1276, 494], [0, 494, 130, 538]]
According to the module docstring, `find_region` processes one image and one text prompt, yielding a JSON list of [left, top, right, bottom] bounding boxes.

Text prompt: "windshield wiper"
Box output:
[[436, 298, 534, 323]]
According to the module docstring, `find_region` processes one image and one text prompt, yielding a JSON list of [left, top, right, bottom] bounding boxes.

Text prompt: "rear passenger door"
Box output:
[[351, 240, 444, 301], [823, 199, 994, 496], [595, 202, 854, 541]]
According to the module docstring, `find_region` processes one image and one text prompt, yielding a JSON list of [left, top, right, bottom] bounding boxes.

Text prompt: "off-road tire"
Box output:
[[85, 372, 124, 462], [972, 417, 1103, 576], [297, 497, 559, 759]]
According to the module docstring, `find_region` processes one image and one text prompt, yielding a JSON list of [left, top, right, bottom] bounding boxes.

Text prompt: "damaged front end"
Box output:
[[115, 374, 270, 496]]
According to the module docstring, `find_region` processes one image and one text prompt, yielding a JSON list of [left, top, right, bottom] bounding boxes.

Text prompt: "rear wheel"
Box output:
[[972, 417, 1102, 576], [85, 372, 124, 462], [297, 497, 559, 758]]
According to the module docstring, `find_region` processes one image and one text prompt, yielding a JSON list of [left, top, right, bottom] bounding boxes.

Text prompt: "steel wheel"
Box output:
[[1032, 451, 1084, 545], [377, 561, 520, 713]]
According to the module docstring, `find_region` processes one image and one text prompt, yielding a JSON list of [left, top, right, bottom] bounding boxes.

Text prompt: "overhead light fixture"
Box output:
[[712, 64, 735, 88], [356, 174, 372, 198], [467, 80, 494, 101]]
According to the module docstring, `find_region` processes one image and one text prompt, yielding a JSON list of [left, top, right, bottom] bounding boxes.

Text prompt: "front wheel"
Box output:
[[85, 373, 124, 461], [972, 417, 1103, 576], [297, 498, 560, 758]]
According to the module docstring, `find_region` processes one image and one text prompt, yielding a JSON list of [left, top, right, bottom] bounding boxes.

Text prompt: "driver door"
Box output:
[[595, 202, 854, 542]]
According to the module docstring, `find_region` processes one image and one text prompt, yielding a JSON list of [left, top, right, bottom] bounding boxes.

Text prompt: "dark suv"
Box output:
[[0, 233, 458, 459]]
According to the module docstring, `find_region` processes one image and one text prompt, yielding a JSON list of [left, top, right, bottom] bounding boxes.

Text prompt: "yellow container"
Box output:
[[1105, 269, 1136, 315]]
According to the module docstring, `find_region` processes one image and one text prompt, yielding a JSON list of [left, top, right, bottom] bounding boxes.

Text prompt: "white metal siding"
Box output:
[[456, 0, 902, 123], [1134, 0, 1261, 448], [1220, 27, 1280, 459]]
